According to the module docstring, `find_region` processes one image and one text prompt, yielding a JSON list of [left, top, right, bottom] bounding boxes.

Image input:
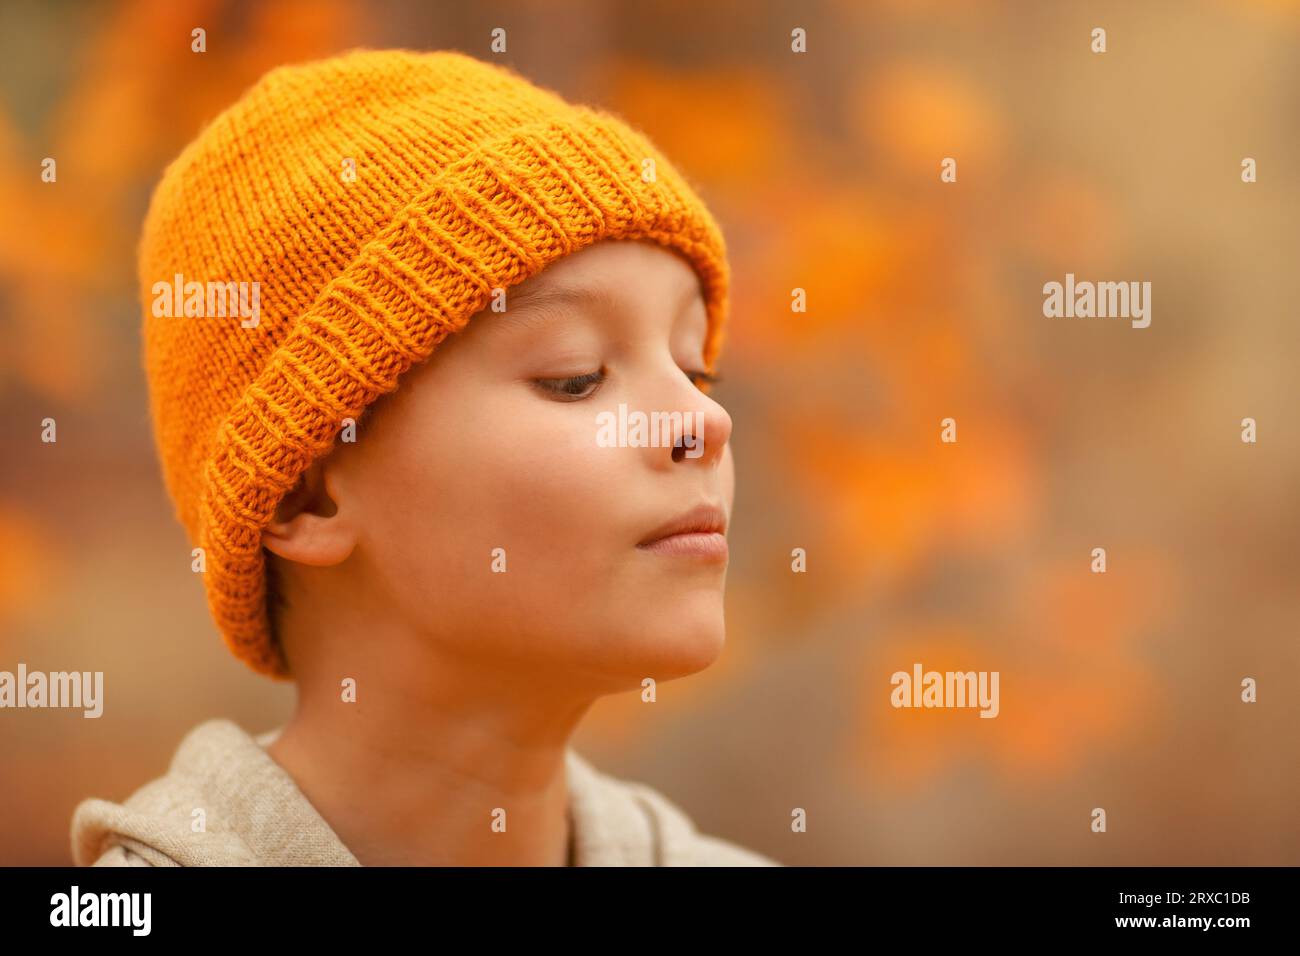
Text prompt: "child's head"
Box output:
[[263, 237, 733, 694], [139, 49, 733, 691]]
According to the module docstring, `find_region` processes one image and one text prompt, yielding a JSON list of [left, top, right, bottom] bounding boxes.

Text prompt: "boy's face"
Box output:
[[318, 238, 734, 691]]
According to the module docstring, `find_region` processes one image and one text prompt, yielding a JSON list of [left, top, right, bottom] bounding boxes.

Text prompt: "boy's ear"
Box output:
[[262, 459, 355, 567]]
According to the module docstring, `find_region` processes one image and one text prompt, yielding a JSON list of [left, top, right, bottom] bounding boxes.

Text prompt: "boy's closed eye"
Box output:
[[530, 367, 722, 402], [532, 369, 606, 401]]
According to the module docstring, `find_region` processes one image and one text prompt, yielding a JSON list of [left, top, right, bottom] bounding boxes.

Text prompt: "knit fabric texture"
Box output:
[[139, 48, 731, 679]]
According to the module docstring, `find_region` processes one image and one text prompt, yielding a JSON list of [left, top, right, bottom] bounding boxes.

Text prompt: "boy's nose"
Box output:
[[667, 384, 731, 468]]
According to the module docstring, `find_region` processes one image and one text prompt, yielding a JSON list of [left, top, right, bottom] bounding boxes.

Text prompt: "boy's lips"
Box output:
[[637, 502, 729, 560]]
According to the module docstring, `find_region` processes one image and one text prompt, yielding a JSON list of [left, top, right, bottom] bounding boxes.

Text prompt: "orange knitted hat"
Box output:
[[139, 48, 730, 680]]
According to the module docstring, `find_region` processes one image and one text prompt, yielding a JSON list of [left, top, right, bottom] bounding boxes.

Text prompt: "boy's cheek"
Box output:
[[369, 395, 640, 560]]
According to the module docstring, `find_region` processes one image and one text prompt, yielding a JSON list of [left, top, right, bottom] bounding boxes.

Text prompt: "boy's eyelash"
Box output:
[[531, 367, 721, 400], [533, 369, 605, 400]]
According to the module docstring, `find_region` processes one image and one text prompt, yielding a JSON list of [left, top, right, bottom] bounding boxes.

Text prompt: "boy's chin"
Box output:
[[619, 615, 727, 683]]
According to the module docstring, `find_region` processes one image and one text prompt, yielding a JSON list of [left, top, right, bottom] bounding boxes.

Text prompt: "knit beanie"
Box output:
[[139, 48, 730, 680]]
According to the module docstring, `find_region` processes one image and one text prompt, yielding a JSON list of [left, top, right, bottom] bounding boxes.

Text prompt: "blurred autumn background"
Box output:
[[3, 0, 1299, 865]]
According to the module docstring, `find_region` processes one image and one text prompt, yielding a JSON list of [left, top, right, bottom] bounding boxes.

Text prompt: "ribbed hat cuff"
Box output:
[[196, 106, 730, 679]]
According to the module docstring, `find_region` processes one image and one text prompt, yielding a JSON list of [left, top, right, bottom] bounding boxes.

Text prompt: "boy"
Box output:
[[70, 48, 777, 866]]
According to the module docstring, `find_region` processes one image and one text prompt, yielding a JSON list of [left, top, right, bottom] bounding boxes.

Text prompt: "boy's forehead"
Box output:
[[514, 240, 697, 299], [496, 250, 706, 333], [507, 282, 624, 319]]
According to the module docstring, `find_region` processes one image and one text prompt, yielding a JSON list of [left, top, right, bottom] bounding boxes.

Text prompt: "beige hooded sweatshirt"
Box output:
[[69, 719, 779, 867]]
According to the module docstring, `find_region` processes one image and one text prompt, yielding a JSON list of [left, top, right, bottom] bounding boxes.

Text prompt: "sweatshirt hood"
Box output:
[[70, 718, 731, 867]]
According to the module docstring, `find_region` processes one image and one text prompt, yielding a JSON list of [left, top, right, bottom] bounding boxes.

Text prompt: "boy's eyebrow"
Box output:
[[497, 283, 624, 331], [495, 277, 703, 332]]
